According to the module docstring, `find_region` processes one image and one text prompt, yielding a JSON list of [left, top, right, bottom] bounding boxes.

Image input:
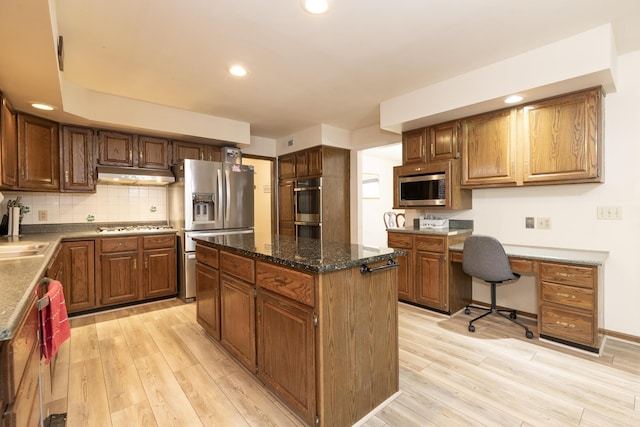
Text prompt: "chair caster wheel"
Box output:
[[526, 330, 534, 339], [464, 308, 471, 315], [468, 324, 475, 333], [509, 312, 517, 319]]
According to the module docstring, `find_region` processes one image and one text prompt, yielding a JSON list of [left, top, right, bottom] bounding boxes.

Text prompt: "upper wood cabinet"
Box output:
[[171, 140, 221, 164], [461, 87, 603, 188], [17, 114, 59, 191], [522, 87, 602, 184], [97, 130, 135, 167], [0, 94, 18, 189], [278, 153, 296, 179], [461, 108, 518, 187], [138, 136, 170, 169], [60, 126, 96, 192], [428, 120, 459, 162], [402, 128, 427, 164]]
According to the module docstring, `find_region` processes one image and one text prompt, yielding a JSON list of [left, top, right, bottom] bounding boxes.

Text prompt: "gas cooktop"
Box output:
[[97, 225, 175, 233]]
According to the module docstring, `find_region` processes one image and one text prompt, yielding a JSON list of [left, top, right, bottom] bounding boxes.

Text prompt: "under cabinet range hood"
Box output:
[[96, 166, 175, 186]]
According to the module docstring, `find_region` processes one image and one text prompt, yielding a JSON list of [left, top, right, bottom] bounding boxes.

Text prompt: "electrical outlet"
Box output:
[[597, 206, 623, 220], [536, 217, 551, 230], [38, 210, 47, 221], [525, 217, 535, 229]]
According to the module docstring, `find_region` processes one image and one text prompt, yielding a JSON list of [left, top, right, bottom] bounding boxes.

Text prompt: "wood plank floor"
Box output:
[[49, 299, 640, 426]]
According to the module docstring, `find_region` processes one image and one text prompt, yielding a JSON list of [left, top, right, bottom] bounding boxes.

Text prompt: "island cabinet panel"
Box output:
[[220, 251, 255, 283], [461, 108, 518, 187], [195, 262, 220, 340], [220, 272, 256, 372], [256, 288, 316, 426], [256, 261, 314, 306], [523, 87, 602, 184]]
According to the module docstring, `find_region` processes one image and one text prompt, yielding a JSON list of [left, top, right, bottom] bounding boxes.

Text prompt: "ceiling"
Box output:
[[1, 0, 640, 141]]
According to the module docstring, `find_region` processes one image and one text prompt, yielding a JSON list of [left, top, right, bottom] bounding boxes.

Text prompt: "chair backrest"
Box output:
[[462, 235, 518, 283]]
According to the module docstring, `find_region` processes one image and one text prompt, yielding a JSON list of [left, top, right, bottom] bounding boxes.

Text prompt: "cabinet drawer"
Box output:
[[256, 261, 315, 307], [540, 304, 595, 346], [414, 235, 445, 253], [196, 244, 219, 269], [142, 234, 175, 249], [387, 233, 413, 249], [509, 258, 535, 274], [221, 251, 255, 283], [539, 262, 595, 288], [100, 236, 139, 253], [1, 297, 38, 405], [541, 282, 594, 310]]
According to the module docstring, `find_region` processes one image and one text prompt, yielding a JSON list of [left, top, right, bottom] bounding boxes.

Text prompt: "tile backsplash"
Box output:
[[0, 185, 167, 225]]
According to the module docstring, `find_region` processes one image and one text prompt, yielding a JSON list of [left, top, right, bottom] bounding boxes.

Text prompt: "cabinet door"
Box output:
[[142, 248, 177, 299], [196, 262, 221, 340], [256, 289, 315, 425], [295, 152, 308, 177], [395, 251, 414, 301], [62, 240, 96, 313], [278, 179, 295, 236], [278, 154, 296, 179], [60, 126, 96, 192], [428, 121, 458, 162], [138, 136, 169, 169], [0, 94, 18, 188], [461, 108, 518, 187], [220, 273, 256, 371], [172, 140, 206, 163], [523, 87, 602, 184], [402, 128, 427, 165], [98, 131, 135, 166], [307, 146, 323, 176], [17, 114, 60, 191], [414, 251, 446, 310], [99, 251, 139, 306]]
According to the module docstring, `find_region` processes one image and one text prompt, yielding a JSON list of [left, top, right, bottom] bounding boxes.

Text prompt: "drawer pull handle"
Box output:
[[556, 272, 575, 278], [556, 292, 575, 299], [555, 321, 575, 328], [275, 278, 287, 286]]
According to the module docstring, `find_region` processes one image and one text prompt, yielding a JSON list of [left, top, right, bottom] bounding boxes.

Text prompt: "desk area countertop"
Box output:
[[449, 242, 608, 266]]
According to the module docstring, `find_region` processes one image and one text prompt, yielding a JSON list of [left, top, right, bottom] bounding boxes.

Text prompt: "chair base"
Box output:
[[464, 282, 534, 339]]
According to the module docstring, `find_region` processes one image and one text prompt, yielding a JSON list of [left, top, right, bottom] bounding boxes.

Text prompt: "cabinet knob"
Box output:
[[64, 170, 69, 183]]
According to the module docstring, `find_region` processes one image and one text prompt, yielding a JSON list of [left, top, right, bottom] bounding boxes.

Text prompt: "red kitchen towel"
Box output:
[[40, 280, 71, 364]]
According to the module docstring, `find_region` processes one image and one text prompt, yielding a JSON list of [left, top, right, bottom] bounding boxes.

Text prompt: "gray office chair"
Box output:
[[462, 235, 534, 339]]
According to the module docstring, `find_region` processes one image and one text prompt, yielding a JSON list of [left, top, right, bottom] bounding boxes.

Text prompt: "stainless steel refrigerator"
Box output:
[[168, 159, 254, 301]]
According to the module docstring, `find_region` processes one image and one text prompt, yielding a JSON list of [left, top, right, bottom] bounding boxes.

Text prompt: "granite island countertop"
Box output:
[[193, 232, 405, 273], [0, 227, 177, 341]]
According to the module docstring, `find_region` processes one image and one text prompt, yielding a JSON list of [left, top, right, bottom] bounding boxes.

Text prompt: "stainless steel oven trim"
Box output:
[[398, 173, 446, 184]]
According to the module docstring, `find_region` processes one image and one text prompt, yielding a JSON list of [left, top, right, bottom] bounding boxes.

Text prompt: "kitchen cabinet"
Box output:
[[17, 113, 60, 191], [461, 87, 603, 188], [97, 130, 135, 167], [461, 108, 518, 187], [219, 251, 256, 372], [97, 236, 140, 306], [0, 94, 18, 189], [60, 125, 96, 192], [256, 261, 316, 425], [142, 234, 177, 299], [171, 140, 219, 164], [294, 146, 323, 178], [278, 153, 296, 179], [1, 295, 39, 427], [522, 87, 602, 184], [277, 179, 295, 237], [402, 128, 427, 165], [428, 120, 459, 162], [48, 240, 96, 314], [195, 243, 220, 339], [138, 136, 170, 170], [538, 261, 600, 349], [388, 231, 471, 314]]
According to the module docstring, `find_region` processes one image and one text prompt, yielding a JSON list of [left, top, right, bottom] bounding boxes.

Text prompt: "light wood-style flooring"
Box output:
[[46, 299, 640, 426]]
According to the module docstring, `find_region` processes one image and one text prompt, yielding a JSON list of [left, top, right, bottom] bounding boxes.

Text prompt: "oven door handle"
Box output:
[[294, 221, 322, 226]]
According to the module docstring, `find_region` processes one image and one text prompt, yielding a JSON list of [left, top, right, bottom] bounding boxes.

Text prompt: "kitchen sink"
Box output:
[[0, 242, 50, 259]]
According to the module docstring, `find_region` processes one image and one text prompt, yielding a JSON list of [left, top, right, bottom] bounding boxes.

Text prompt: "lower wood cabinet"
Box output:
[[142, 234, 177, 299], [98, 237, 140, 306], [388, 231, 471, 314], [57, 240, 96, 313]]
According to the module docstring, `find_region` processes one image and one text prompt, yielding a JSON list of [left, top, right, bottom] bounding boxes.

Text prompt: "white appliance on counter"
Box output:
[[168, 158, 254, 301]]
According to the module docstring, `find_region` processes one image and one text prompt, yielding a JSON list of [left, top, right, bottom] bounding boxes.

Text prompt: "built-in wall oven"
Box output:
[[294, 177, 322, 239]]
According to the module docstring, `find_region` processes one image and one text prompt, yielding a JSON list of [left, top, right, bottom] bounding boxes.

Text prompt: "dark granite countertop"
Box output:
[[0, 225, 177, 341], [193, 233, 405, 274]]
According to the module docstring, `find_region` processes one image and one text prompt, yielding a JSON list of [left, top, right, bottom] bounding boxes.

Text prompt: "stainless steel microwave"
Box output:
[[397, 172, 446, 207]]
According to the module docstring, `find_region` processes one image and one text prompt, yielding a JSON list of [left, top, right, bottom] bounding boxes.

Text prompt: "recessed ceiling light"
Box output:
[[304, 0, 328, 14], [229, 65, 247, 77], [504, 95, 523, 104], [31, 103, 55, 111]]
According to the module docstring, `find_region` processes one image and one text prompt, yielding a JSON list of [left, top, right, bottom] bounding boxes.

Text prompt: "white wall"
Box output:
[[242, 157, 272, 236]]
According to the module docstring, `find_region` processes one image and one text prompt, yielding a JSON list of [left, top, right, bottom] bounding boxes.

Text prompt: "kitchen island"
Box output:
[[193, 233, 403, 427]]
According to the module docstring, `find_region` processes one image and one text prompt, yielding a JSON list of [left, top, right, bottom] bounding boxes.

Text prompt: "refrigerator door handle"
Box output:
[[225, 168, 231, 223], [217, 168, 223, 223]]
